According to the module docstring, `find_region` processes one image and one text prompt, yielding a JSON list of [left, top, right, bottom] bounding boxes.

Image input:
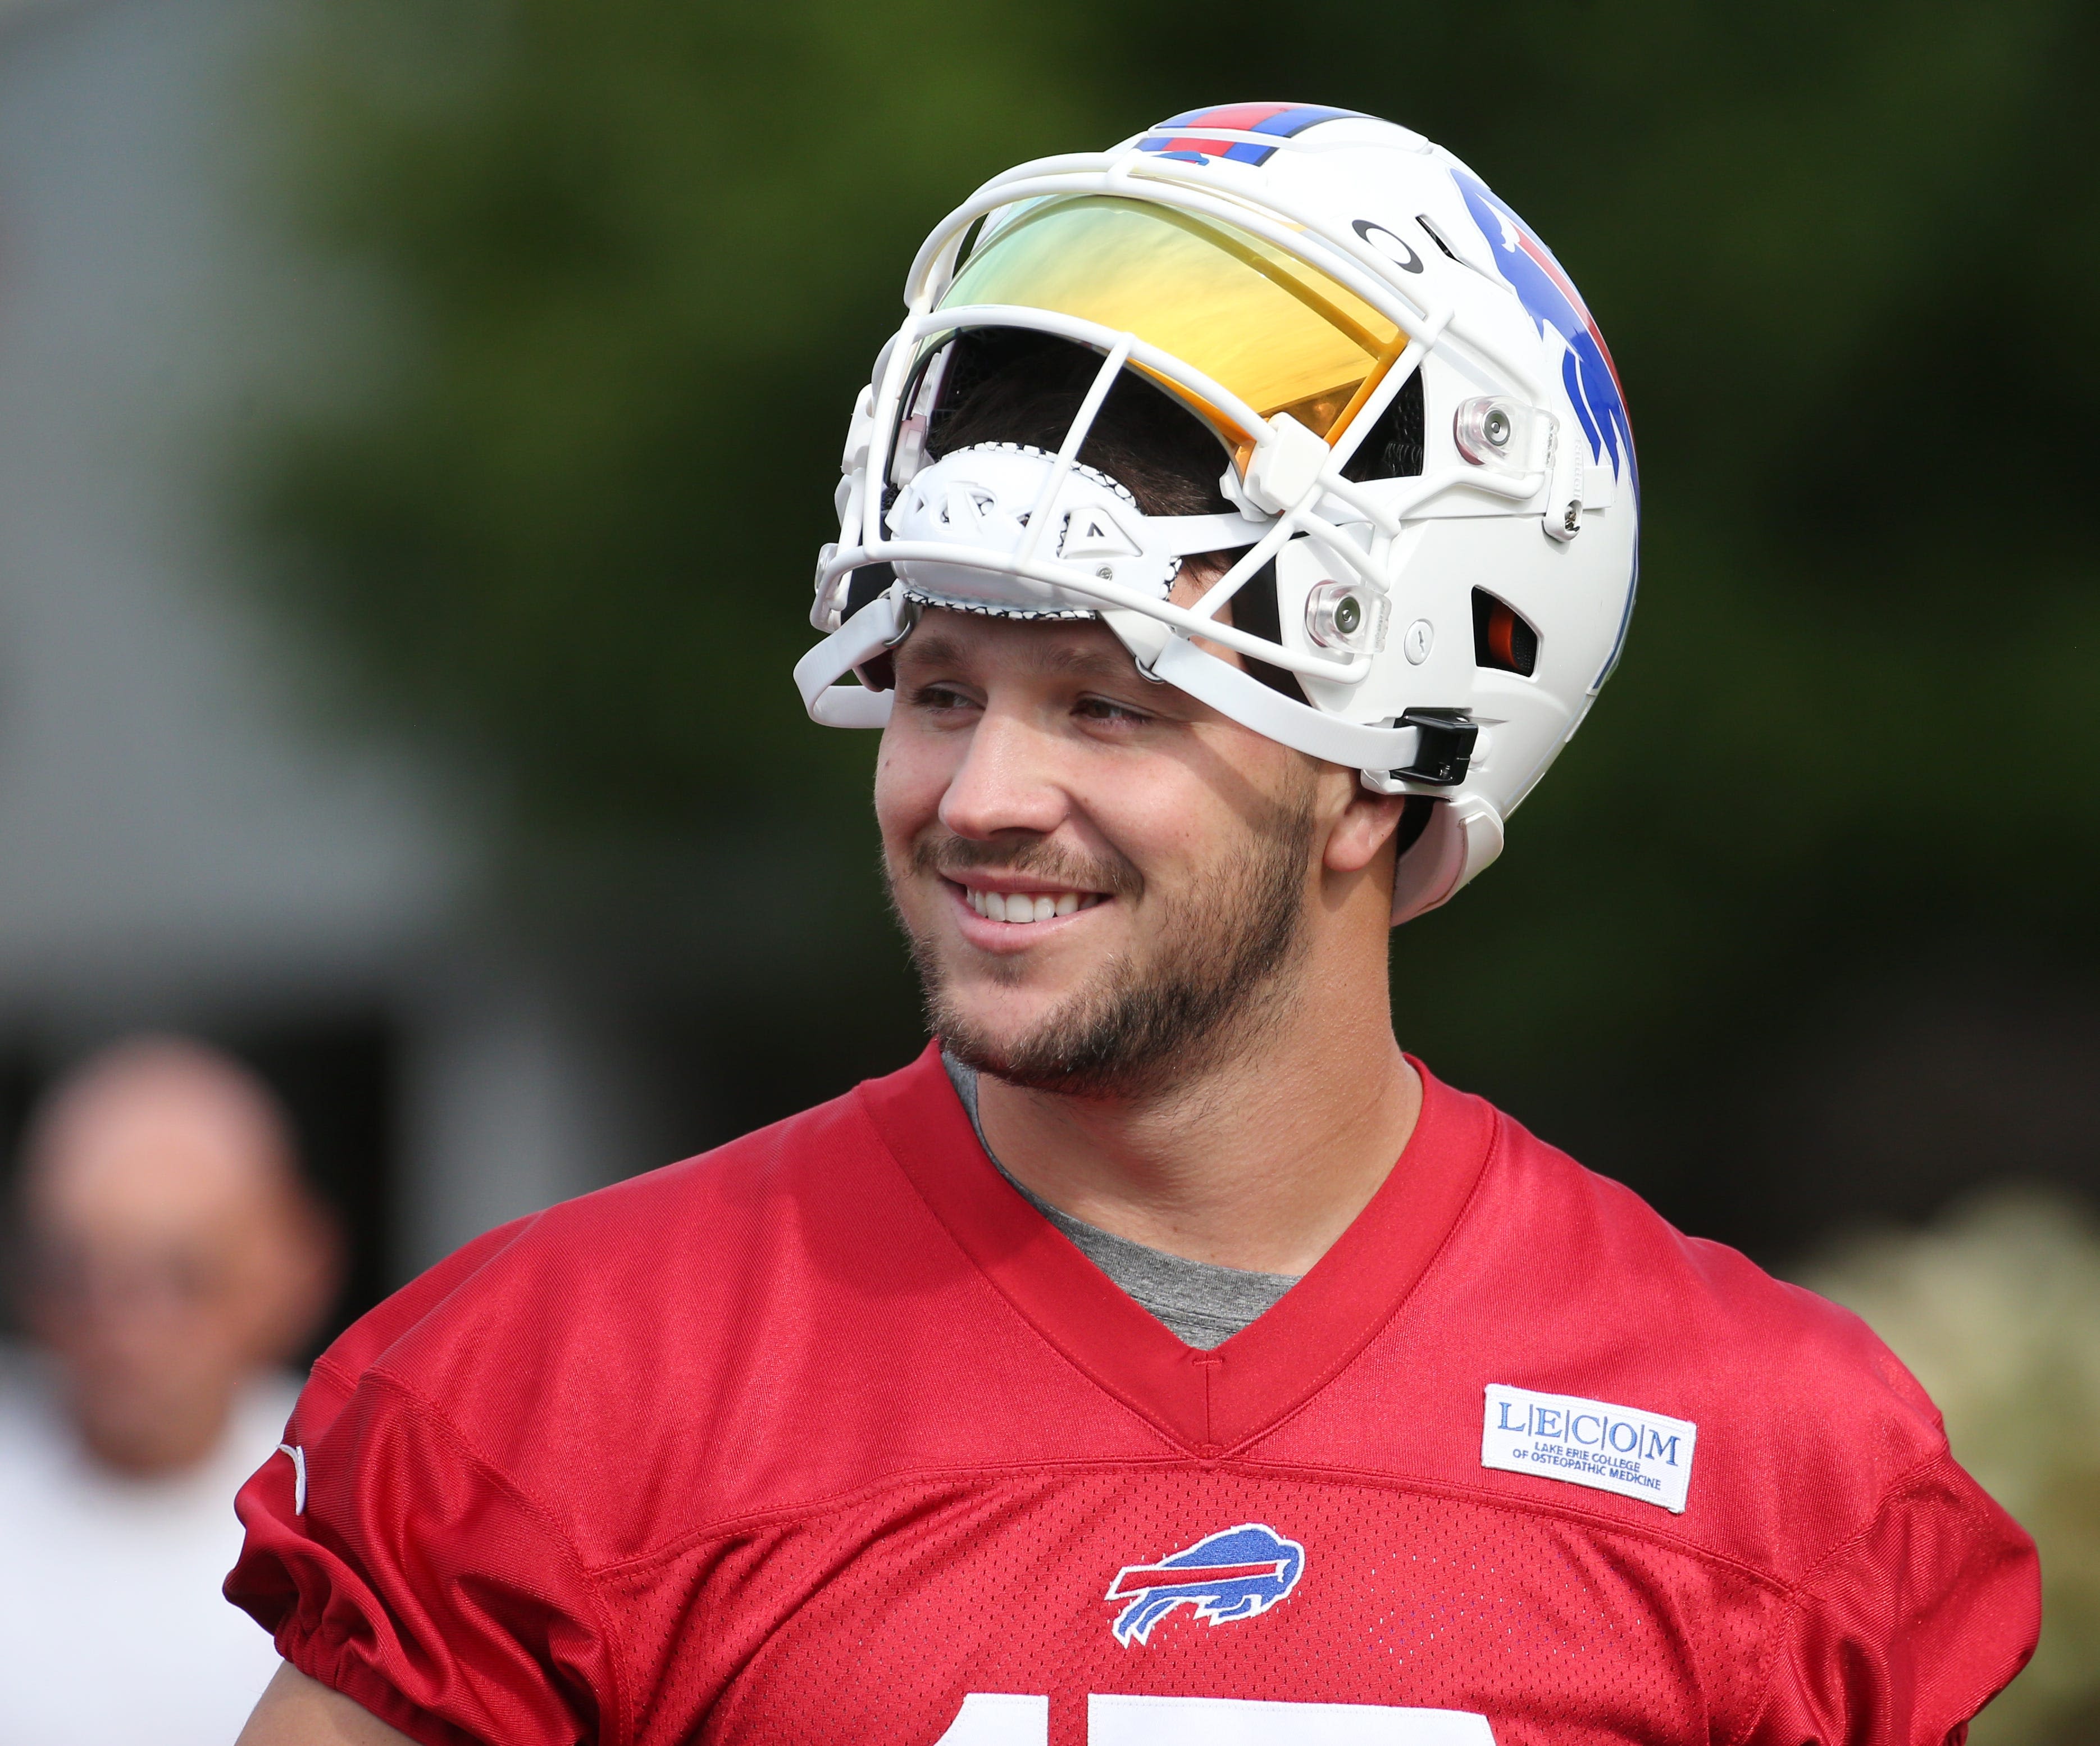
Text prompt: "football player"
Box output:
[[230, 106, 2039, 1746]]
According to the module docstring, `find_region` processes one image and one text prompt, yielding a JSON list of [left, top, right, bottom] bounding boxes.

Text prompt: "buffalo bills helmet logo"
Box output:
[[1105, 1523, 1306, 1646], [1452, 169, 1636, 497]]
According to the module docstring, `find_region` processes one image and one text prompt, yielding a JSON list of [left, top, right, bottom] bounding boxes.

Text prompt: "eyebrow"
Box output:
[[900, 628, 1143, 686]]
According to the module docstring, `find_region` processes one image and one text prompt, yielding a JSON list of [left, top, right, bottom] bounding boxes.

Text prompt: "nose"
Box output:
[[937, 704, 1072, 843]]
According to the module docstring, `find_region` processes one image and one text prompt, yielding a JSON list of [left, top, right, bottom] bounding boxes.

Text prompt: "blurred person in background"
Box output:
[[0, 1037, 338, 1746]]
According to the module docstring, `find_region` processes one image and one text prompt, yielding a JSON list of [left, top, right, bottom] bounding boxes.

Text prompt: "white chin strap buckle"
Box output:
[[1240, 412, 1332, 515]]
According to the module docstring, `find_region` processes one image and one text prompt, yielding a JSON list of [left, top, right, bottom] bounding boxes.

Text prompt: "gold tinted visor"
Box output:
[[940, 195, 1406, 449]]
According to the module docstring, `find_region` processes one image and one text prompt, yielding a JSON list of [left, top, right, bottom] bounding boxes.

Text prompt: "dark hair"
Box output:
[[928, 330, 1233, 519], [930, 330, 1307, 696]]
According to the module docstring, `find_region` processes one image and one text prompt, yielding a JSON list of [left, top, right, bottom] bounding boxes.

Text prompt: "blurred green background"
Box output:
[[228, 4, 2098, 1734]]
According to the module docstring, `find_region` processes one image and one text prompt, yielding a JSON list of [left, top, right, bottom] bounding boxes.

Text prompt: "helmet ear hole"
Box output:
[[1470, 589, 1538, 676]]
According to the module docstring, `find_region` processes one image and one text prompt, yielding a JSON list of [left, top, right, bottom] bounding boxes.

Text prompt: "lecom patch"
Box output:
[[1481, 1384, 1697, 1513]]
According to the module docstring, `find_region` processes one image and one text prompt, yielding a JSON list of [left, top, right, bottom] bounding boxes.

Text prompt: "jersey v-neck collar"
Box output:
[[857, 1044, 1497, 1456]]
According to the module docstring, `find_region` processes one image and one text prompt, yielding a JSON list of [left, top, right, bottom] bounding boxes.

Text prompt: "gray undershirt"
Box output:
[[942, 1050, 1299, 1349]]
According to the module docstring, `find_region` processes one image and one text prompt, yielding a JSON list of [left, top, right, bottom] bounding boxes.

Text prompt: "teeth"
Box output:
[[964, 888, 1100, 925]]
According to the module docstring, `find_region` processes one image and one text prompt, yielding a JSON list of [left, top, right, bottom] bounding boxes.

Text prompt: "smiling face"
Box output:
[[877, 606, 1331, 1098]]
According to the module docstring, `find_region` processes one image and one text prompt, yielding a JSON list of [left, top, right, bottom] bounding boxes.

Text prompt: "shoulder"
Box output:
[[281, 1046, 1066, 1559], [1489, 1107, 1927, 1411], [1420, 1088, 1978, 1576], [1488, 1107, 1923, 1396], [319, 1061, 908, 1386]]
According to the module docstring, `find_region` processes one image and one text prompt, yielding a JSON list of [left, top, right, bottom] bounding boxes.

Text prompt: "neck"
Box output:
[[973, 942, 1419, 1277]]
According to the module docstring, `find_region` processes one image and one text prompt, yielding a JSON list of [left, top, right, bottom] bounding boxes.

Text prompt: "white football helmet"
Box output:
[[794, 103, 1638, 923]]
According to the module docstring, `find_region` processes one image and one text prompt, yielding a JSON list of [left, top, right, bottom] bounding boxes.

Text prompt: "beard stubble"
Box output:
[[890, 776, 1319, 1099]]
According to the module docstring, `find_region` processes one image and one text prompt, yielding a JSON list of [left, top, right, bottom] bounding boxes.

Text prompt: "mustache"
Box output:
[[909, 830, 1143, 901]]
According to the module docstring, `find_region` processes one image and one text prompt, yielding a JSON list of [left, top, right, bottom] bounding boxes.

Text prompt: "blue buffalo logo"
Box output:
[[1105, 1522, 1306, 1646], [1451, 168, 1636, 497]]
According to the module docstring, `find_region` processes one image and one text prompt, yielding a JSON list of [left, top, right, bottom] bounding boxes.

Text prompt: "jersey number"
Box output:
[[936, 1693, 1497, 1746]]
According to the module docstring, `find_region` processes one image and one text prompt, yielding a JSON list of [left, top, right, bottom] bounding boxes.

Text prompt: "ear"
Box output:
[[252, 1197, 344, 1365], [1323, 783, 1410, 876]]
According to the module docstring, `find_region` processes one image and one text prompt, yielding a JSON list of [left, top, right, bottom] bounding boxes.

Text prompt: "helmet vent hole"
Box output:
[[1415, 214, 1462, 262], [1471, 589, 1538, 676], [1340, 367, 1424, 483]]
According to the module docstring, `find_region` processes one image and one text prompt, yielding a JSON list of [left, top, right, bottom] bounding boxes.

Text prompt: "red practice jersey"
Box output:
[[227, 1049, 2038, 1746]]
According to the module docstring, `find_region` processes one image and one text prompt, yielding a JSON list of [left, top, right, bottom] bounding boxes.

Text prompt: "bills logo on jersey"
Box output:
[[1138, 103, 1364, 166], [1451, 169, 1636, 494], [1104, 1523, 1306, 1646]]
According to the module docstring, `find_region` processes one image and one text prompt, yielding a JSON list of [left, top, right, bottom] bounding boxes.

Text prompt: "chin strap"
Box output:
[[794, 588, 911, 727], [797, 583, 1428, 770], [797, 587, 1421, 773], [1142, 635, 1418, 771]]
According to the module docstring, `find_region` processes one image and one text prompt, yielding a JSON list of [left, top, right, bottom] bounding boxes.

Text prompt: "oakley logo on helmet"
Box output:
[[1105, 1522, 1306, 1645], [1350, 218, 1424, 274]]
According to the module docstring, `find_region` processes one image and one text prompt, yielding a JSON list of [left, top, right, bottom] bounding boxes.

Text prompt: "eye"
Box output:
[[908, 682, 978, 713], [1074, 694, 1151, 726]]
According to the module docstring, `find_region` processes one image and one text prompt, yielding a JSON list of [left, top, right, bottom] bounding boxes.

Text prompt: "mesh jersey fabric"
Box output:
[[225, 1047, 2039, 1746], [942, 1047, 1298, 1348]]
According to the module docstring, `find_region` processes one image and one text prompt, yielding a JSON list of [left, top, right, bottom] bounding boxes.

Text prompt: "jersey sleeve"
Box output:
[[1759, 1451, 2039, 1746], [225, 1286, 628, 1745]]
